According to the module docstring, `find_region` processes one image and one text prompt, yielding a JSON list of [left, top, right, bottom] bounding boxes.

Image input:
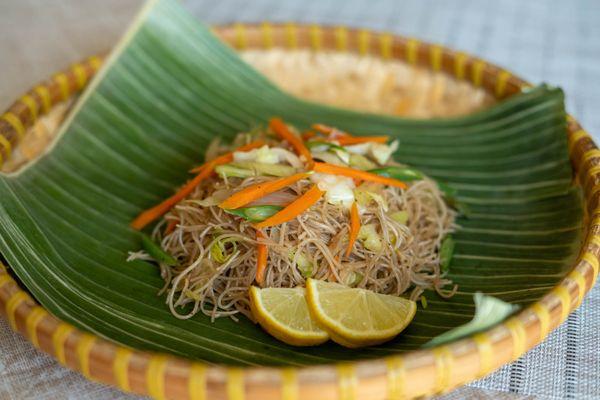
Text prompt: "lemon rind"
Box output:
[[305, 279, 416, 347], [249, 286, 329, 346]]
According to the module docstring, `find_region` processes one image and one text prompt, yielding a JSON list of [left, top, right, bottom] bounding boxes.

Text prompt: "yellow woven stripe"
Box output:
[[530, 303, 550, 342], [20, 95, 38, 121], [335, 26, 348, 51], [569, 269, 587, 307], [472, 60, 486, 86], [227, 368, 244, 400], [432, 346, 453, 392], [281, 368, 298, 400], [26, 306, 48, 348], [568, 129, 587, 153], [454, 52, 468, 79], [52, 324, 75, 365], [34, 85, 52, 113], [495, 70, 512, 97], [585, 165, 600, 189], [309, 25, 322, 50], [2, 113, 25, 138], [472, 333, 493, 376], [77, 334, 96, 378], [146, 355, 168, 400], [72, 63, 88, 89], [337, 364, 356, 400], [430, 45, 443, 71], [0, 275, 12, 289], [582, 149, 600, 164], [385, 356, 404, 400], [54, 73, 70, 101], [589, 184, 600, 201], [234, 23, 247, 50], [114, 347, 133, 392], [553, 286, 572, 323], [88, 56, 102, 71], [406, 39, 419, 65], [6, 291, 29, 330], [505, 318, 526, 360], [583, 252, 599, 281], [189, 363, 207, 400], [261, 22, 274, 49], [0, 134, 12, 159], [591, 236, 600, 286], [379, 33, 393, 59], [285, 23, 298, 49], [358, 30, 370, 55]]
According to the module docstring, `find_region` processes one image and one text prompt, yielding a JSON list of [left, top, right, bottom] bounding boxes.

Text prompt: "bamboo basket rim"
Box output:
[[0, 23, 597, 400]]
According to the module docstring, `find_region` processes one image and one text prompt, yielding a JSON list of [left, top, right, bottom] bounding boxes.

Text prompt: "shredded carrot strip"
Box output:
[[254, 184, 324, 228], [255, 231, 268, 286], [312, 123, 344, 136], [133, 142, 266, 229], [301, 130, 317, 140], [189, 139, 266, 173], [313, 123, 388, 144], [219, 172, 310, 209], [333, 135, 389, 145], [346, 202, 360, 257], [131, 166, 214, 230], [269, 117, 314, 169], [164, 219, 178, 235], [313, 162, 407, 189]]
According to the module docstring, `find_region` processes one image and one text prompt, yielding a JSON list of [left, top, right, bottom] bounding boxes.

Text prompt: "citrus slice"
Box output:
[[249, 286, 329, 346], [305, 278, 416, 348]]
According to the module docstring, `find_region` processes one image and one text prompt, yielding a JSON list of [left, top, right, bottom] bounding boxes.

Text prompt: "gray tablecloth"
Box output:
[[0, 0, 599, 399]]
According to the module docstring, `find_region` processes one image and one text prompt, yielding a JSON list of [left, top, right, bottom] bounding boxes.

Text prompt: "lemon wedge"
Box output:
[[306, 278, 416, 348], [249, 286, 329, 346]]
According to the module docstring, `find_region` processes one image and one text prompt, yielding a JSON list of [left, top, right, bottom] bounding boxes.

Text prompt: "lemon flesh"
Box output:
[[249, 286, 329, 346], [306, 279, 416, 348]]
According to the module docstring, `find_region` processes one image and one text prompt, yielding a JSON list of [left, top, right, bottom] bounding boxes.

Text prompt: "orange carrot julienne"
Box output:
[[131, 165, 215, 230], [164, 219, 179, 235], [313, 162, 407, 189], [269, 118, 314, 169], [132, 142, 267, 230], [219, 172, 310, 210], [312, 123, 345, 137], [189, 139, 266, 173], [255, 231, 268, 286], [333, 135, 389, 145], [313, 123, 388, 144], [346, 202, 360, 257], [301, 130, 317, 140], [253, 184, 324, 229]]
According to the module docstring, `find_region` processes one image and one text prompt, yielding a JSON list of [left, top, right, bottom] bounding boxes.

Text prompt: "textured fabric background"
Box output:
[[0, 0, 599, 399]]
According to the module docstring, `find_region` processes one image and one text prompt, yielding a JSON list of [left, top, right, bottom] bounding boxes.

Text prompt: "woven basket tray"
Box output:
[[0, 23, 597, 400]]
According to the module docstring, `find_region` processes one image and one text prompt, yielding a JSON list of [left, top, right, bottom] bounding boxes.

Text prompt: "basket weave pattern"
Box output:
[[0, 24, 597, 400]]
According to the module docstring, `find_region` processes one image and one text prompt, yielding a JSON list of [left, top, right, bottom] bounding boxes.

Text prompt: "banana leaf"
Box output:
[[0, 0, 583, 366]]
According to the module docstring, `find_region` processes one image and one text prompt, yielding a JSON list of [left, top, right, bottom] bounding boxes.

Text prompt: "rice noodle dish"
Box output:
[[129, 118, 457, 330]]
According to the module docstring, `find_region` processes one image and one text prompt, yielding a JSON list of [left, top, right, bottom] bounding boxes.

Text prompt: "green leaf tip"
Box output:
[[424, 292, 519, 347]]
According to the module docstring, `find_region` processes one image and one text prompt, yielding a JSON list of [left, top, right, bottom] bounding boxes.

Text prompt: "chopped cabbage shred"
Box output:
[[310, 173, 356, 207]]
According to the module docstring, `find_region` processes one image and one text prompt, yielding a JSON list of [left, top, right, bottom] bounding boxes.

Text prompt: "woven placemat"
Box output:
[[0, 0, 598, 399]]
